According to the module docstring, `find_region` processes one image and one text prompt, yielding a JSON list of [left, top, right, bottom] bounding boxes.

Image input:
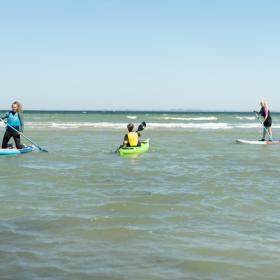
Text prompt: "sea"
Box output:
[[0, 111, 280, 280]]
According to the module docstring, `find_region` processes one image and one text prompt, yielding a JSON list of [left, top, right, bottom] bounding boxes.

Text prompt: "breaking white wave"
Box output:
[[147, 122, 230, 129], [157, 116, 218, 121], [23, 121, 230, 130], [50, 122, 125, 129], [235, 116, 256, 120], [7, 121, 280, 130], [127, 116, 137, 119], [234, 123, 260, 128]]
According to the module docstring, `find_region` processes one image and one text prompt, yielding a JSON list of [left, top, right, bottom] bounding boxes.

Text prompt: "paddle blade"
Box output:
[[36, 146, 48, 152], [137, 121, 147, 132]]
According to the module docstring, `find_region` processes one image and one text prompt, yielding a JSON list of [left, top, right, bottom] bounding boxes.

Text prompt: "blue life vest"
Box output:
[[7, 112, 21, 129]]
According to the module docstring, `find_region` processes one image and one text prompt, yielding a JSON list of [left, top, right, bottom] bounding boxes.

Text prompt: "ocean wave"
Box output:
[[22, 121, 230, 130], [3, 121, 280, 130], [127, 116, 137, 119], [234, 124, 260, 128], [235, 116, 256, 120], [148, 122, 230, 129], [50, 122, 125, 129], [156, 116, 218, 121]]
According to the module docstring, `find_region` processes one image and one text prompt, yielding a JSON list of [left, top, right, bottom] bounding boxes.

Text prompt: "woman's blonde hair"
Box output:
[[260, 100, 268, 108], [12, 101, 23, 113]]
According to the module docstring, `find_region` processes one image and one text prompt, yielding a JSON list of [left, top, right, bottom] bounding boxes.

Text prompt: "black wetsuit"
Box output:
[[259, 107, 272, 128], [1, 111, 24, 149]]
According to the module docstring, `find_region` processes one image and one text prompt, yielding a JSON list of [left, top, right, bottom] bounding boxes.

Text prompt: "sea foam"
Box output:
[[157, 116, 218, 121], [19, 121, 280, 130], [235, 116, 256, 120]]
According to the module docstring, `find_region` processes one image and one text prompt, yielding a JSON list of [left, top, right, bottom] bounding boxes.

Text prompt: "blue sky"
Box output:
[[0, 0, 280, 110]]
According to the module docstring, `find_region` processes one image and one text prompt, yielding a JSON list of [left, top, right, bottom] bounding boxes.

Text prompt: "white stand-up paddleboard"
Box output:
[[236, 139, 280, 145]]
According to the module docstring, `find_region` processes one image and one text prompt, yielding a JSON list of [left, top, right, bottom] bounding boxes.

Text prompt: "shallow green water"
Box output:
[[1, 112, 280, 280]]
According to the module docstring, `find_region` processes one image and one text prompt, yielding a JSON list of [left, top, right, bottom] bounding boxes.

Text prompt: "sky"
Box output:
[[0, 0, 280, 111]]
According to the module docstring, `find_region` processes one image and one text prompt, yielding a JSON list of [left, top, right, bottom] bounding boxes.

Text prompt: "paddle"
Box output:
[[136, 121, 146, 132], [253, 111, 272, 141], [0, 118, 48, 152], [115, 121, 147, 153]]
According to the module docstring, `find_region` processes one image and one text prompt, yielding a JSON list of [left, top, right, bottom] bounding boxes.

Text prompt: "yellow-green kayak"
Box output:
[[118, 139, 150, 156]]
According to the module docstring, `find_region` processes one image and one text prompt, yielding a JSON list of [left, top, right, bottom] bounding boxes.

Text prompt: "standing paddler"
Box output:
[[255, 100, 272, 141], [0, 101, 25, 149]]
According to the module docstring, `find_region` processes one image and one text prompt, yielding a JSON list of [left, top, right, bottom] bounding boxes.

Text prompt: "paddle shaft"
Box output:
[[0, 118, 48, 152]]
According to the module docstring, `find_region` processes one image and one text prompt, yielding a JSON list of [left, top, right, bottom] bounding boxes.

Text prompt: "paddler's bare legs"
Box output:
[[262, 127, 272, 141], [268, 127, 272, 139]]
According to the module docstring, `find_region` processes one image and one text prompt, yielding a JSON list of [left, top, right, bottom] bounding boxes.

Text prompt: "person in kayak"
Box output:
[[123, 123, 141, 147], [1, 101, 25, 149], [258, 100, 272, 141]]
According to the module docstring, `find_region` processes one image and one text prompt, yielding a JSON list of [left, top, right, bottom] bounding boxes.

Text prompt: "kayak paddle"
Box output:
[[136, 121, 146, 132], [0, 118, 48, 152], [254, 111, 272, 141]]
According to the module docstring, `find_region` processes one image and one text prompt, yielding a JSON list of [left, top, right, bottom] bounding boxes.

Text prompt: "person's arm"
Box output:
[[123, 134, 128, 147], [18, 113, 24, 132], [0, 112, 9, 121], [115, 134, 128, 152], [137, 132, 141, 146]]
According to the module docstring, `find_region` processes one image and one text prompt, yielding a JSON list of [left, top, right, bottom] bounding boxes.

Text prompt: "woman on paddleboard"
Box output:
[[258, 100, 272, 141], [1, 101, 25, 149]]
